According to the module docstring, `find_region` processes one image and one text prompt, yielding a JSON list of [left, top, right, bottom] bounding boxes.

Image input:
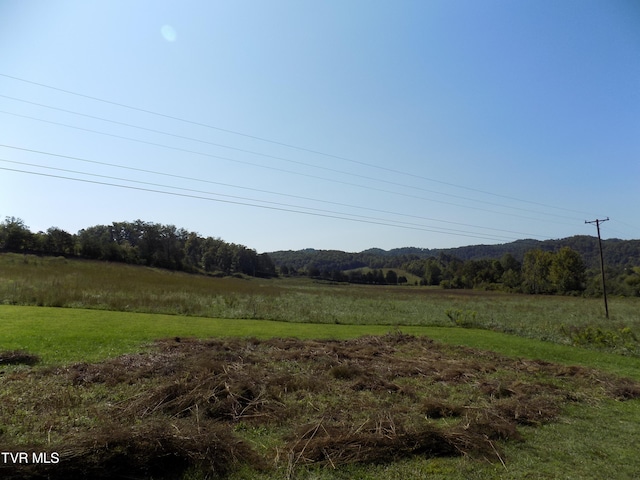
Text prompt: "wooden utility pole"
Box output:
[[585, 217, 609, 318]]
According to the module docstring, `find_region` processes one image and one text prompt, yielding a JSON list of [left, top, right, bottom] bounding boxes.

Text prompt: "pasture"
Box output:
[[1, 253, 639, 356], [1, 253, 640, 479]]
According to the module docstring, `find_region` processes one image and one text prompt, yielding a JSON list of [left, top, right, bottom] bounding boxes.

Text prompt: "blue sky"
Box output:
[[1, 0, 638, 252]]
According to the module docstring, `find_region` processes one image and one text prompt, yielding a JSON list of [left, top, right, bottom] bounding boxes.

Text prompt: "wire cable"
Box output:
[[0, 73, 599, 217], [0, 144, 554, 240], [0, 98, 589, 221], [0, 109, 584, 225], [0, 163, 527, 242]]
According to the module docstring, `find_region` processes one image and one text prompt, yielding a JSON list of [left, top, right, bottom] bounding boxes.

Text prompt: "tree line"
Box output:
[[0, 217, 276, 277], [277, 249, 639, 297], [3, 215, 638, 296], [294, 265, 409, 285], [402, 249, 591, 294]]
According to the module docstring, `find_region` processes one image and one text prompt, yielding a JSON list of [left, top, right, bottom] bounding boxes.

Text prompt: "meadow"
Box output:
[[1, 253, 640, 479], [1, 253, 639, 356]]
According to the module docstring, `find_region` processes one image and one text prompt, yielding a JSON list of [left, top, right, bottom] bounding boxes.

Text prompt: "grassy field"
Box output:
[[1, 253, 639, 356], [2, 305, 640, 380], [1, 253, 640, 479]]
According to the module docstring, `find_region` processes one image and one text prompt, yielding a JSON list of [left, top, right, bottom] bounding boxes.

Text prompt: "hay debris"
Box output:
[[2, 333, 639, 478]]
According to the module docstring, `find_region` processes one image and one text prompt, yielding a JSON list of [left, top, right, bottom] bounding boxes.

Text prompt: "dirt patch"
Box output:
[[1, 333, 639, 478], [0, 350, 40, 366]]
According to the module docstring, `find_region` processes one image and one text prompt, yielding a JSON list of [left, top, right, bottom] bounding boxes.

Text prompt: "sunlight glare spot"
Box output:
[[161, 25, 177, 42]]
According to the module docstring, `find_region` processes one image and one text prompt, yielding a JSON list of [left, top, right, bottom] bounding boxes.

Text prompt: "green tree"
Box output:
[[77, 225, 122, 260], [347, 270, 363, 283], [522, 249, 553, 294], [385, 269, 398, 285], [43, 227, 75, 255], [233, 246, 257, 275], [550, 247, 586, 293], [403, 259, 426, 277], [0, 217, 33, 252], [501, 269, 522, 290], [500, 253, 521, 289], [307, 265, 320, 278], [256, 253, 276, 277], [439, 254, 464, 288], [423, 259, 442, 286], [622, 267, 640, 296], [500, 253, 521, 272], [373, 269, 385, 284], [184, 232, 204, 270]]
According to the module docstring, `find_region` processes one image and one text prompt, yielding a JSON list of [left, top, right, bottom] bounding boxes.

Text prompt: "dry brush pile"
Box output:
[[1, 333, 639, 479]]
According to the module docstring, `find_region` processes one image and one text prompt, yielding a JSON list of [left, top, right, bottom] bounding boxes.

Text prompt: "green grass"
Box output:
[[0, 305, 392, 365], [227, 399, 640, 480], [3, 305, 640, 381], [2, 253, 639, 358], [497, 400, 640, 479]]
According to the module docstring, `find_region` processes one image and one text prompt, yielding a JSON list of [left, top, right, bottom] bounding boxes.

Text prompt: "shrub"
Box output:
[[563, 325, 639, 352], [445, 309, 479, 328]]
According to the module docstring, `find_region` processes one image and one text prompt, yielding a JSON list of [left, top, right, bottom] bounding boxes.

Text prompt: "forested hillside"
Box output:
[[269, 237, 640, 296], [269, 236, 640, 272], [0, 216, 276, 278]]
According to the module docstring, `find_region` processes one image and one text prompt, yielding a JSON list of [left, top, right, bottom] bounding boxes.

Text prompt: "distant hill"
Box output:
[[268, 236, 640, 273]]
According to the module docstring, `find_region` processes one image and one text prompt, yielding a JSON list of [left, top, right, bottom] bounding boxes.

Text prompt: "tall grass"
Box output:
[[1, 253, 639, 355]]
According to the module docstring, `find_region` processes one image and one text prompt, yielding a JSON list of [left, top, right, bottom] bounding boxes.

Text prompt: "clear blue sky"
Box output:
[[1, 0, 638, 253]]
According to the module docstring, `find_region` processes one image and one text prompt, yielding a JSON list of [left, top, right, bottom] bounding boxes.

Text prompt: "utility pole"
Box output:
[[585, 217, 609, 319]]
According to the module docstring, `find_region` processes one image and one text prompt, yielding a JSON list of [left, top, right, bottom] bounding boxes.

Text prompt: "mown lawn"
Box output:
[[2, 305, 640, 380], [0, 304, 398, 365]]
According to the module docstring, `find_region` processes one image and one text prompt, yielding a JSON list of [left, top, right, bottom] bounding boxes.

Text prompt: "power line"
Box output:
[[1, 157, 538, 241], [0, 101, 586, 222], [0, 164, 528, 242], [0, 73, 598, 217], [5, 157, 469, 233], [607, 218, 640, 239], [0, 109, 583, 226], [0, 144, 553, 240]]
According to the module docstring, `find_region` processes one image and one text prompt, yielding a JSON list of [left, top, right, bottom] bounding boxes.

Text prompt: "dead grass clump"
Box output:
[[126, 370, 280, 422], [0, 349, 40, 366], [478, 380, 518, 398], [3, 419, 260, 480], [607, 377, 640, 400], [329, 363, 362, 380], [133, 378, 209, 417], [422, 399, 465, 419], [351, 376, 402, 393], [65, 352, 179, 386], [3, 333, 640, 478], [289, 428, 458, 467], [205, 381, 274, 421], [287, 417, 517, 468], [493, 395, 563, 426]]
